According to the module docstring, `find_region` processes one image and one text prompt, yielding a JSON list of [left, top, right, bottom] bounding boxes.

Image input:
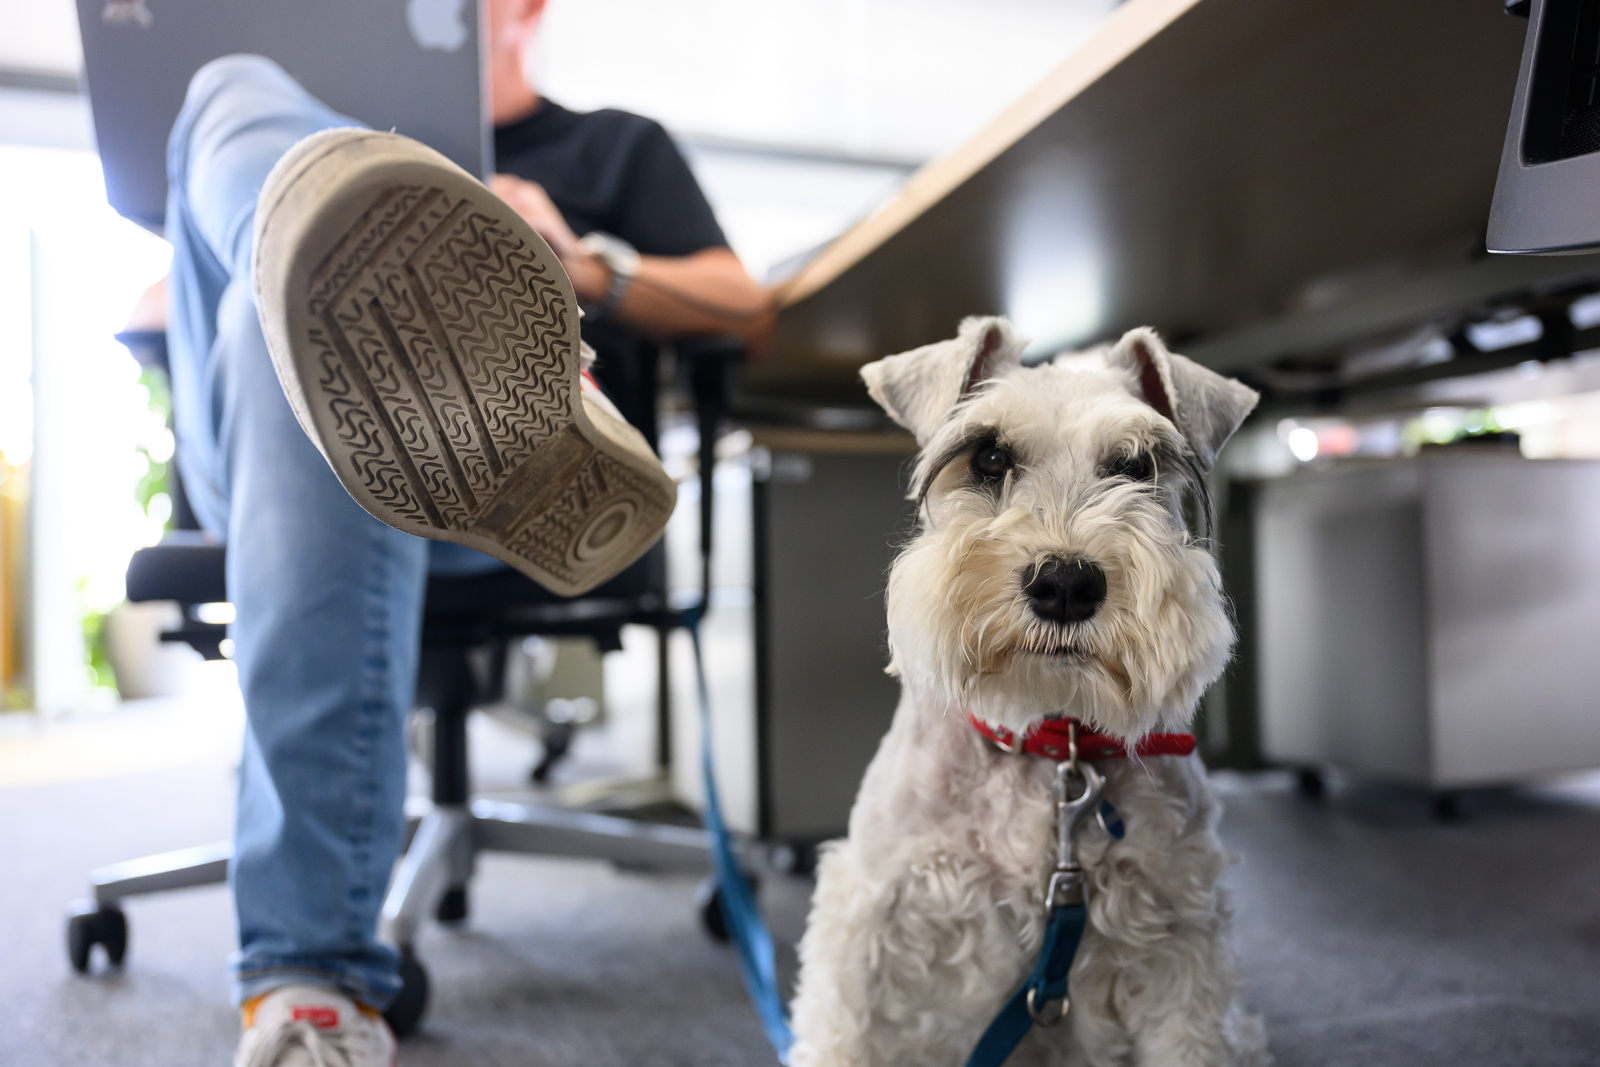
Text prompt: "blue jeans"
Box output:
[[166, 55, 502, 1009]]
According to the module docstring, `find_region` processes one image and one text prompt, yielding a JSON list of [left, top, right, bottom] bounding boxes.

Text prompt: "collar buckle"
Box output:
[[985, 724, 1022, 755]]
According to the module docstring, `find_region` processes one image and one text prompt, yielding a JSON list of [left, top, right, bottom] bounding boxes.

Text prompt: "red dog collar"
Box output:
[[968, 712, 1195, 761]]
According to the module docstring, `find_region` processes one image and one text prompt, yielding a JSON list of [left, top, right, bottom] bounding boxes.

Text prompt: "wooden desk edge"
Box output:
[[774, 0, 1204, 309]]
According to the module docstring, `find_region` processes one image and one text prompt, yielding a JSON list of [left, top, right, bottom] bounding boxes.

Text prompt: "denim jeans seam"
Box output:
[[167, 98, 233, 535], [344, 520, 393, 945]]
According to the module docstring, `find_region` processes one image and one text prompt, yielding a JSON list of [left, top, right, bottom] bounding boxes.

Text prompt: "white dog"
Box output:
[[788, 318, 1268, 1067]]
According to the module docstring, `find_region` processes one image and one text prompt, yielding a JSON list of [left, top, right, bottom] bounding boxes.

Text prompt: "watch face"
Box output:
[[583, 232, 640, 277]]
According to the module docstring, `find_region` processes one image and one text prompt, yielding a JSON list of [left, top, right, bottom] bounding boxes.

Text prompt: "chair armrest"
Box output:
[[125, 535, 227, 604]]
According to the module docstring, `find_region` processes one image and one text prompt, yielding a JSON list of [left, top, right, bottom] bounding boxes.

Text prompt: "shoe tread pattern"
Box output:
[[303, 183, 669, 587], [505, 448, 666, 574]]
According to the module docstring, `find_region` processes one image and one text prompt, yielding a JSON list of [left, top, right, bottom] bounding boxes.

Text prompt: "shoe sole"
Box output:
[[253, 129, 675, 597]]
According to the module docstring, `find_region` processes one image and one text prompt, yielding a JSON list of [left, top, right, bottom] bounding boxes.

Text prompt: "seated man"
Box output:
[[160, 2, 766, 1063]]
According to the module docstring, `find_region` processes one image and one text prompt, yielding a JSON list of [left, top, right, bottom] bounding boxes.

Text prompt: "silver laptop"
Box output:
[[77, 0, 489, 229]]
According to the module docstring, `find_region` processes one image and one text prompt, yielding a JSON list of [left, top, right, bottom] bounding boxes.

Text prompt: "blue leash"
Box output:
[[685, 605, 795, 1063], [965, 740, 1109, 1067], [965, 902, 1088, 1066]]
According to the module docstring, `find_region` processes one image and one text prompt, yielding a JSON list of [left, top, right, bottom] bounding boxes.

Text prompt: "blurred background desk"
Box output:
[[746, 429, 913, 844], [1253, 451, 1600, 799]]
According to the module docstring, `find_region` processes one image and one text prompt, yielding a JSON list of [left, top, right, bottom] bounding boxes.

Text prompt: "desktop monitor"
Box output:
[[1489, 0, 1600, 253]]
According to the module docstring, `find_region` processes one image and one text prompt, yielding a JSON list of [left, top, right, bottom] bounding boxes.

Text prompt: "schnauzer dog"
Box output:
[[788, 318, 1267, 1067]]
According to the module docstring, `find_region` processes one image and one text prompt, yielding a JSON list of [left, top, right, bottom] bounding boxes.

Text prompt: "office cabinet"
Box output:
[[752, 435, 914, 842], [1256, 453, 1600, 787]]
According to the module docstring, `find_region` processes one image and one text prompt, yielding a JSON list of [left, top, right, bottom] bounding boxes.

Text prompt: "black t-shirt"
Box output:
[[493, 100, 728, 444]]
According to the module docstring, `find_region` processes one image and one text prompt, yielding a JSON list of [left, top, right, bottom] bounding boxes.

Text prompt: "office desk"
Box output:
[[758, 0, 1600, 403], [1254, 452, 1600, 789]]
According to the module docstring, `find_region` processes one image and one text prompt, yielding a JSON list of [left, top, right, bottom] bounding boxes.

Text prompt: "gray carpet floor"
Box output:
[[4, 747, 1598, 1065]]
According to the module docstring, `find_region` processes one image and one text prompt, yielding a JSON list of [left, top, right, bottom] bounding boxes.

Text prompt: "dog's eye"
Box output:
[[1104, 451, 1154, 481], [971, 442, 1014, 481]]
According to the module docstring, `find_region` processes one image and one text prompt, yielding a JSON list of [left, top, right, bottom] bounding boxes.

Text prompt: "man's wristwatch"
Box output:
[[578, 231, 640, 316]]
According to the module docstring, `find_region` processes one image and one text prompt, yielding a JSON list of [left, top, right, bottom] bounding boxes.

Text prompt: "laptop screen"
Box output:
[[78, 0, 489, 229]]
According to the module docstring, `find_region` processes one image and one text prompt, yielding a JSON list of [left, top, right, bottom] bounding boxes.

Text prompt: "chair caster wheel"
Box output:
[[770, 841, 819, 877], [696, 873, 759, 944], [530, 722, 574, 784], [435, 886, 467, 924], [383, 950, 429, 1039], [67, 900, 127, 974], [1295, 767, 1326, 800]]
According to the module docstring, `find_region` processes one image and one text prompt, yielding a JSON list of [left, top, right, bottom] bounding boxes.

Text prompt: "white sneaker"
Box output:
[[252, 128, 677, 597], [233, 984, 396, 1067]]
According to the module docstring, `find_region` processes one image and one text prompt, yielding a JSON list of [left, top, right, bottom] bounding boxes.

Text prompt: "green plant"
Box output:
[[80, 582, 114, 693], [134, 366, 174, 529]]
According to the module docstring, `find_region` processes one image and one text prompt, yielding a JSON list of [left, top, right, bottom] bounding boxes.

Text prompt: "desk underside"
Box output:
[[760, 0, 1600, 404]]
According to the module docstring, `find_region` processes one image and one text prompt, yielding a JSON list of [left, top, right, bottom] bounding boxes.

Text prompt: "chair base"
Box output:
[[71, 798, 711, 973], [89, 840, 233, 907], [380, 799, 711, 947]]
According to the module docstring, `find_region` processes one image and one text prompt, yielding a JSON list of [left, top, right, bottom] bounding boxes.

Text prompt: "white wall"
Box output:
[[533, 0, 1116, 163], [534, 0, 1118, 274], [0, 0, 81, 75]]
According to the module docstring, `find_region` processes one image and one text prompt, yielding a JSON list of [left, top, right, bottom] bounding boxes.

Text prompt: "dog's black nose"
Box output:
[[1023, 558, 1106, 624]]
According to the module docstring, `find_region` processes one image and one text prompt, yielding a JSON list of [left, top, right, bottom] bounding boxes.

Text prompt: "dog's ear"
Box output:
[[1106, 328, 1258, 470], [860, 316, 1024, 444]]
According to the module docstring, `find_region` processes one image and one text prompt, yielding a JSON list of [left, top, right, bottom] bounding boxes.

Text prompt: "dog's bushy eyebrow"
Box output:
[[1140, 435, 1216, 538], [1097, 431, 1214, 538], [912, 426, 998, 507], [1175, 448, 1214, 539]]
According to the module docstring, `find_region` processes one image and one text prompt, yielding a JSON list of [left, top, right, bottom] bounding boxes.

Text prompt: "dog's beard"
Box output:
[[886, 487, 1232, 739]]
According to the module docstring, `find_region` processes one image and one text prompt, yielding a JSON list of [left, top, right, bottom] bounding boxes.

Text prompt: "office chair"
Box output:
[[68, 331, 744, 1037]]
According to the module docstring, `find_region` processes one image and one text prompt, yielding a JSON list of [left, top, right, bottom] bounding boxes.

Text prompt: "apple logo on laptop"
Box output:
[[102, 0, 153, 27], [407, 0, 469, 52]]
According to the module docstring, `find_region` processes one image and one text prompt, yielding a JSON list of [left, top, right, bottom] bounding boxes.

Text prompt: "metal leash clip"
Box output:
[[1029, 722, 1105, 1026]]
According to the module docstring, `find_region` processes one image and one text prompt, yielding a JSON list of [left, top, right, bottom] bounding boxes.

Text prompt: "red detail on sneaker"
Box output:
[[581, 369, 599, 390], [292, 1006, 340, 1030]]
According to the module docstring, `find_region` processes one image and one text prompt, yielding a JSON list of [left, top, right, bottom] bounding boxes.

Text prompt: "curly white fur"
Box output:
[[789, 320, 1268, 1067]]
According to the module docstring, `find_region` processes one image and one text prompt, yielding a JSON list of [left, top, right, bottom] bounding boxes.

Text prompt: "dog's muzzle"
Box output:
[[1023, 557, 1106, 624]]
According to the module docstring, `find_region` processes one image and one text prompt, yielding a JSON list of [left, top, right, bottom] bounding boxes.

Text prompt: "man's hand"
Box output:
[[490, 173, 610, 301], [490, 173, 772, 346], [490, 173, 577, 254]]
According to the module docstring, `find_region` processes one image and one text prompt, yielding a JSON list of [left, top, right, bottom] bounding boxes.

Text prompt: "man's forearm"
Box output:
[[568, 247, 772, 342]]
